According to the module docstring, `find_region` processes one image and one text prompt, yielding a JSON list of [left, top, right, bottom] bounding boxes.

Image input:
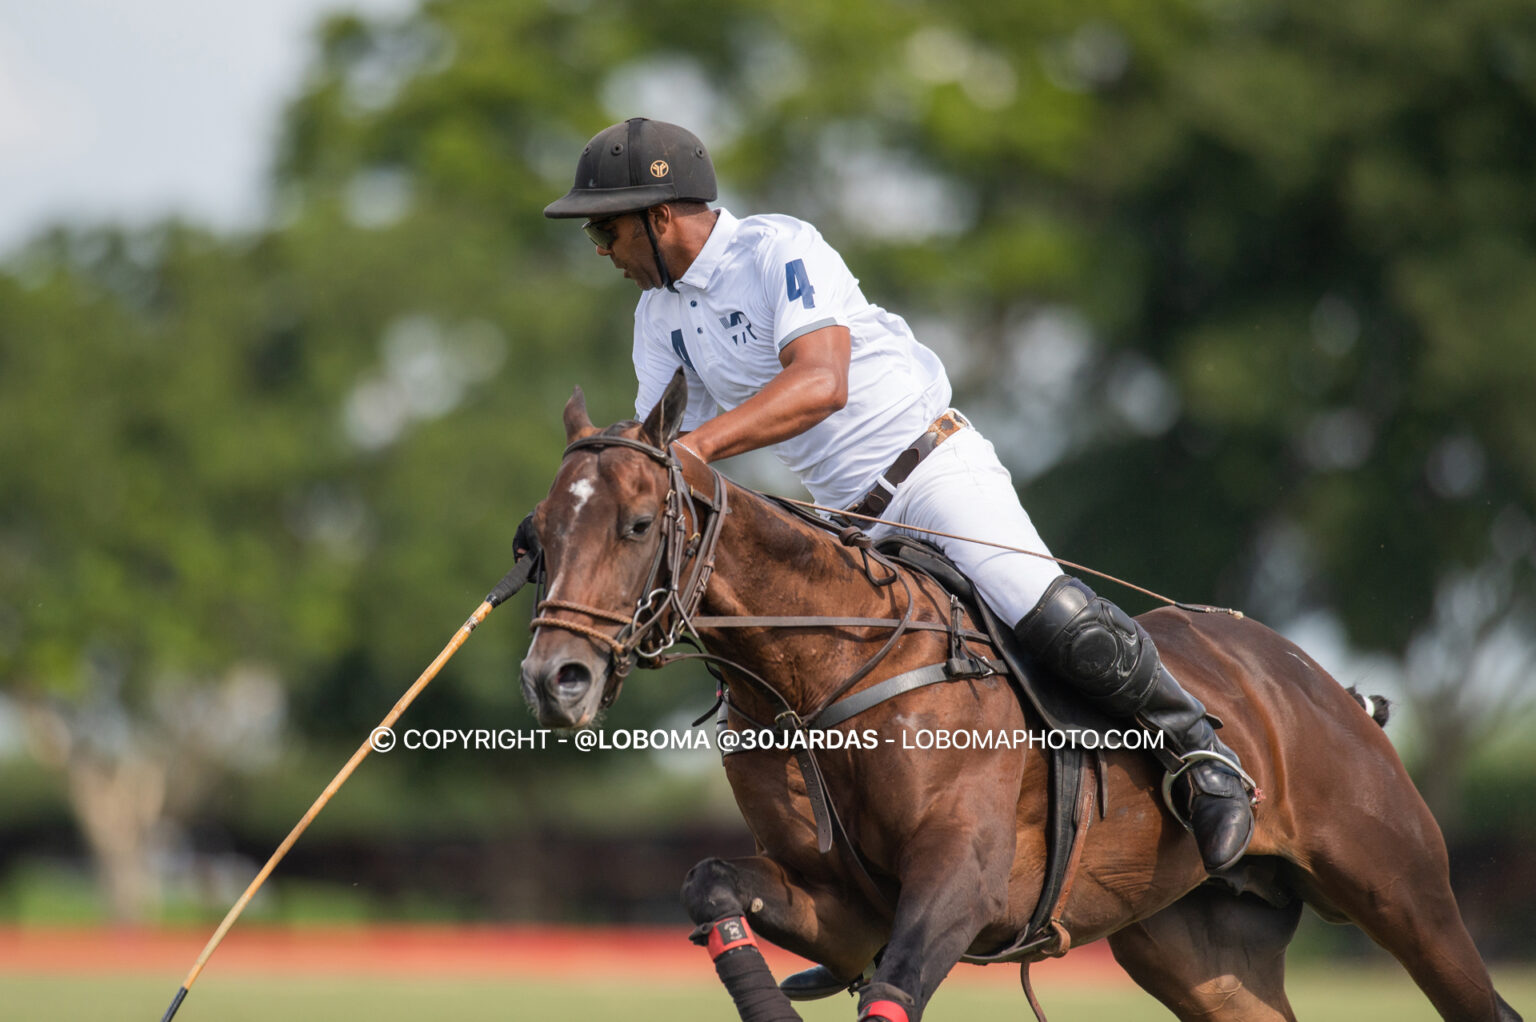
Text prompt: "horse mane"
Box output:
[[719, 476, 857, 564]]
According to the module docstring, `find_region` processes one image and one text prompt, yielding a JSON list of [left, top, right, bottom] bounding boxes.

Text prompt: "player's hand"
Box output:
[[513, 511, 540, 560]]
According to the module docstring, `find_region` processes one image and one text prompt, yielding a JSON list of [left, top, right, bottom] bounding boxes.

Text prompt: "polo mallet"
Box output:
[[157, 558, 538, 1022]]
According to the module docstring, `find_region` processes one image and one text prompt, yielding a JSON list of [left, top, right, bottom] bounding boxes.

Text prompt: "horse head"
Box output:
[[518, 371, 691, 729]]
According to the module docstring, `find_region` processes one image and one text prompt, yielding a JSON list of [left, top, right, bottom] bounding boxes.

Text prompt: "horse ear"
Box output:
[[563, 386, 598, 443], [640, 369, 689, 448]]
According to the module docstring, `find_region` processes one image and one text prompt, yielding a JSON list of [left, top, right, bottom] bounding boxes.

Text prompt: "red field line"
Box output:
[[0, 925, 1126, 987]]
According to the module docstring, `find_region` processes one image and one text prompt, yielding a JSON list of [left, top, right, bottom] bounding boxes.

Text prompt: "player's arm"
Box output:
[[675, 325, 850, 463]]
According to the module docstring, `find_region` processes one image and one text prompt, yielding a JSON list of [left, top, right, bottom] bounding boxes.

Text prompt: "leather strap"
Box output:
[[959, 745, 1090, 967], [814, 658, 1001, 730], [842, 411, 967, 521], [690, 615, 991, 644], [793, 740, 837, 854], [1042, 753, 1099, 954]]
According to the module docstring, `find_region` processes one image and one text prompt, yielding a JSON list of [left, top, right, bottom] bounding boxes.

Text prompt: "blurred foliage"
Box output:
[[1, 0, 1534, 922]]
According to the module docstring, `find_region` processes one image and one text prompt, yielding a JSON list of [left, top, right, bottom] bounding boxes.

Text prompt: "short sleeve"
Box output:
[[756, 224, 853, 351]]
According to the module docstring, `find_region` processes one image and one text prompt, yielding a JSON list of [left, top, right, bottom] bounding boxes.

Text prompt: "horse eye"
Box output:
[[625, 515, 655, 539]]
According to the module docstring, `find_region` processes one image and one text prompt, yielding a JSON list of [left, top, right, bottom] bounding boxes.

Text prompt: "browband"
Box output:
[[563, 434, 674, 465]]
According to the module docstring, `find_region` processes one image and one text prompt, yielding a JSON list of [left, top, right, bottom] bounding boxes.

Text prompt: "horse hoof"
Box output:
[[779, 964, 861, 1001]]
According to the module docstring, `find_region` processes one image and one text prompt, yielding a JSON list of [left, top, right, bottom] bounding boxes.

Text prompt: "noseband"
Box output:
[[528, 433, 727, 684]]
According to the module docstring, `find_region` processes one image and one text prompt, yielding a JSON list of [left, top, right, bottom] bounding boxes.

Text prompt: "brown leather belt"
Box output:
[[842, 410, 968, 522]]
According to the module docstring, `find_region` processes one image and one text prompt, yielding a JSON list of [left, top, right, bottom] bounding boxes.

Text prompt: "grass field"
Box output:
[[6, 968, 1533, 1021]]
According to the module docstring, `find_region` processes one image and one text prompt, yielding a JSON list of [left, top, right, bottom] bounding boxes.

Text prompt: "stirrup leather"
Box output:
[[1160, 749, 1261, 832]]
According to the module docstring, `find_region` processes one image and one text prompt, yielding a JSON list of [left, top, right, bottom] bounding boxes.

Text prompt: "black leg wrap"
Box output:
[[699, 917, 802, 1022]]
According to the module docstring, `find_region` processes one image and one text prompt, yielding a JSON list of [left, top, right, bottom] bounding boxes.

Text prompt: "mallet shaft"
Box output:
[[159, 559, 535, 1020]]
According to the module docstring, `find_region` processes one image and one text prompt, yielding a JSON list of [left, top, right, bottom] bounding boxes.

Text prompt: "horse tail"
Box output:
[[1346, 685, 1392, 728]]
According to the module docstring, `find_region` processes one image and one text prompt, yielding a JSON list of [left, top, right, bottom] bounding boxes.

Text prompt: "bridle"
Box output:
[[528, 433, 728, 689], [529, 428, 1001, 726], [526, 429, 999, 886], [528, 429, 1001, 718]]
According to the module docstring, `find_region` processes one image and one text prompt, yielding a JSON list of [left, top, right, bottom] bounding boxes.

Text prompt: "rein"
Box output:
[[528, 433, 944, 723], [784, 498, 1244, 618], [528, 431, 1003, 894], [528, 435, 1237, 948], [525, 436, 989, 905], [529, 435, 1235, 724]]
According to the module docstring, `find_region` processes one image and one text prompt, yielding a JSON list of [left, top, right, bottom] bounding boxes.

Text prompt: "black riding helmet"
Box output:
[[545, 118, 716, 292], [544, 118, 717, 219]]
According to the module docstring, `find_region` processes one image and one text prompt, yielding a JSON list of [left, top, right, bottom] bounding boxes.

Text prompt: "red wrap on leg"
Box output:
[[706, 915, 759, 960], [860, 1000, 911, 1022]]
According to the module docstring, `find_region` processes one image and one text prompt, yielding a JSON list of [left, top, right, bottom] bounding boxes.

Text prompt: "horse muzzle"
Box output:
[[520, 648, 613, 729]]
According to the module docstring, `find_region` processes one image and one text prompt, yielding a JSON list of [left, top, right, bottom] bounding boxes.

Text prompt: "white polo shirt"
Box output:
[[633, 209, 952, 508]]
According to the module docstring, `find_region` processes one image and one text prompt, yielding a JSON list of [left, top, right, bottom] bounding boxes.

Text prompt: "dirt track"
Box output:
[[0, 925, 1124, 985]]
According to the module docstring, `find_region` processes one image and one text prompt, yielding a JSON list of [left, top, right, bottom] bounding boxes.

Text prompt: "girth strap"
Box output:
[[814, 658, 1001, 731]]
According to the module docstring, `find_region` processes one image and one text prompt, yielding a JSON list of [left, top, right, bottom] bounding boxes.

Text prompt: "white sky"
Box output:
[[0, 0, 414, 253]]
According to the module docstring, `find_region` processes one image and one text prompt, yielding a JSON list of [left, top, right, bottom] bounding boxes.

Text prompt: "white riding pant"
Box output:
[[862, 423, 1065, 624]]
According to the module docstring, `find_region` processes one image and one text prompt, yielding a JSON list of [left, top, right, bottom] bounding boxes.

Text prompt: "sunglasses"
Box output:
[[581, 215, 622, 248]]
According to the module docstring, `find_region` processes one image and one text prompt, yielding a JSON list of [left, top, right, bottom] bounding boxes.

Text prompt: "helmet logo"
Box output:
[[650, 160, 670, 178]]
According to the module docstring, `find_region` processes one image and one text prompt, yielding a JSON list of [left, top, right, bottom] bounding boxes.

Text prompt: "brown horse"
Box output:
[[519, 374, 1521, 1022]]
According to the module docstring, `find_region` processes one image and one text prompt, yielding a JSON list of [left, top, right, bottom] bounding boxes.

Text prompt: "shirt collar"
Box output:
[[677, 208, 739, 290]]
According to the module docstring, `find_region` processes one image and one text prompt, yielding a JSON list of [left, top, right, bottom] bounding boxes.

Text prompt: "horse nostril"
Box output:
[[554, 662, 592, 699]]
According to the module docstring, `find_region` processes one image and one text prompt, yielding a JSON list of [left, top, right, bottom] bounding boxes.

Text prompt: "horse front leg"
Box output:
[[681, 854, 887, 1022], [856, 823, 1014, 1022]]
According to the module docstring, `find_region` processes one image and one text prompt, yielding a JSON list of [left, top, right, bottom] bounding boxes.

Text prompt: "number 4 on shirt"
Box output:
[[785, 259, 816, 310]]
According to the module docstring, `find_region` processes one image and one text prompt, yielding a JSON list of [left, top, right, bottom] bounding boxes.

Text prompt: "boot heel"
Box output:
[[1160, 748, 1261, 829]]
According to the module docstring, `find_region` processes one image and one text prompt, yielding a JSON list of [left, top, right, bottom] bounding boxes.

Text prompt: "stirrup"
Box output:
[[1160, 749, 1261, 831]]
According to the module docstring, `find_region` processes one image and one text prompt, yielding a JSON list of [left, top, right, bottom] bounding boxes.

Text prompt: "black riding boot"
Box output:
[[1013, 576, 1255, 873], [1137, 661, 1255, 872]]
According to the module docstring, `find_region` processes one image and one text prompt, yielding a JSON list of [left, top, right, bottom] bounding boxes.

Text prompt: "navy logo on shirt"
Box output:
[[719, 312, 758, 346], [669, 328, 696, 371]]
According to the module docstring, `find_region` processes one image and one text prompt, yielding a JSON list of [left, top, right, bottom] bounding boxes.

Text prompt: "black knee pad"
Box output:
[[1013, 577, 1159, 717]]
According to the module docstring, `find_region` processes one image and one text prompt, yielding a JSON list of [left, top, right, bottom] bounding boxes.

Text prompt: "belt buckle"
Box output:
[[929, 410, 962, 442]]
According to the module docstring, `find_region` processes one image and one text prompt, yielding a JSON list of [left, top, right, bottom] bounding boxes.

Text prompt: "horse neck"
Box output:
[[690, 479, 906, 715]]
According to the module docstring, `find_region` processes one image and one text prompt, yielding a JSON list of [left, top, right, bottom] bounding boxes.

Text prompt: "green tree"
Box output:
[[1014, 0, 1536, 818], [0, 226, 357, 918]]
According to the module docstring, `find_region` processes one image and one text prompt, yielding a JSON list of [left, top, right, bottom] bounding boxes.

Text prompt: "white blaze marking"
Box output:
[[568, 477, 595, 514]]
